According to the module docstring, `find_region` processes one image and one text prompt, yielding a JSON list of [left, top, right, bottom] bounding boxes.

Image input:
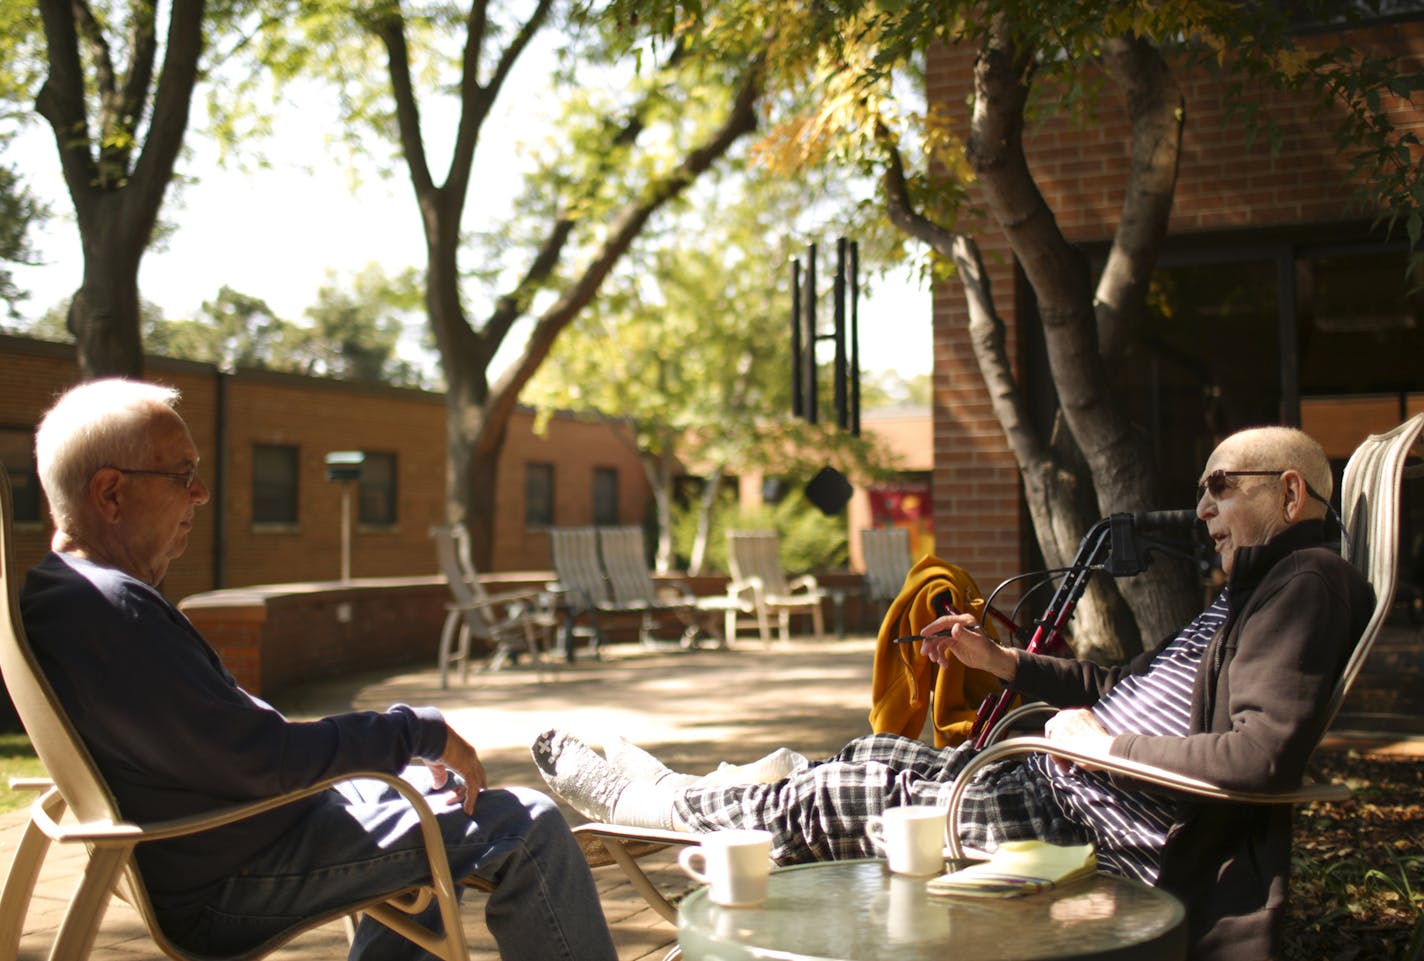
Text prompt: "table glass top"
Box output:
[[677, 859, 1186, 961]]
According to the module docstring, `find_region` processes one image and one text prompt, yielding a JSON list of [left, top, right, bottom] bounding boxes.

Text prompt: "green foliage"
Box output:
[[0, 731, 45, 816], [670, 482, 847, 574], [601, 0, 1424, 281], [522, 157, 899, 479], [0, 148, 47, 317], [138, 266, 432, 387]]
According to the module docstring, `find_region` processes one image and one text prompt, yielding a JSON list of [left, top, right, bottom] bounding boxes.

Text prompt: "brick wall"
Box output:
[[926, 20, 1424, 592], [0, 336, 652, 596]]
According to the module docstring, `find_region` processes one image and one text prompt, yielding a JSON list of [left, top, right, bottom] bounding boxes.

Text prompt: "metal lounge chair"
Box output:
[[861, 527, 914, 628], [945, 412, 1424, 857], [597, 526, 702, 648], [548, 526, 699, 654], [0, 466, 490, 961], [431, 523, 553, 686], [546, 526, 610, 659], [724, 529, 826, 645]]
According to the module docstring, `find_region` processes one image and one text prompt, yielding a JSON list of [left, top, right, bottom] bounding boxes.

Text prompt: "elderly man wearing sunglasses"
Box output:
[[533, 425, 1373, 961]]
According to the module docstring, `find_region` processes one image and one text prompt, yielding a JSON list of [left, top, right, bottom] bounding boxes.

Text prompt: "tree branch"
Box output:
[[36, 0, 98, 198], [128, 0, 204, 225], [880, 127, 1045, 481], [113, 0, 160, 178], [377, 13, 436, 197], [480, 54, 766, 450], [1093, 35, 1183, 359], [481, 47, 692, 349]]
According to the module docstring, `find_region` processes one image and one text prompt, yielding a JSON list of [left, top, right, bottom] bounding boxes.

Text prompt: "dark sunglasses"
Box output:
[[1195, 469, 1284, 502]]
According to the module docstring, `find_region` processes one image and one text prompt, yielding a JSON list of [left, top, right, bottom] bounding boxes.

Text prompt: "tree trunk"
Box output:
[[68, 212, 146, 378], [688, 464, 724, 576], [36, 0, 204, 380], [961, 25, 1199, 649]]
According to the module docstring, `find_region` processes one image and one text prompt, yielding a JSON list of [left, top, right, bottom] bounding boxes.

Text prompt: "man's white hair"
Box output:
[[35, 379, 182, 533]]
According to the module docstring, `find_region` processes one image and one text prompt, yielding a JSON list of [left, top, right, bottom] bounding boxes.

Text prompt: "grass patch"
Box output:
[[0, 731, 47, 814]]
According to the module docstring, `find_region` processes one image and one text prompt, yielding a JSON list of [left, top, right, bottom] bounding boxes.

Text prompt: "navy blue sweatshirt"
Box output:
[[21, 552, 449, 897]]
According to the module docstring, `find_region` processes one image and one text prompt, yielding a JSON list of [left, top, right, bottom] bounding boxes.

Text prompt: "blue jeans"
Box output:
[[156, 774, 617, 961]]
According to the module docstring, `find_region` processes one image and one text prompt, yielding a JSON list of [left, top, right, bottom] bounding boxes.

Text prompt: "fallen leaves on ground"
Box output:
[[1282, 749, 1424, 961]]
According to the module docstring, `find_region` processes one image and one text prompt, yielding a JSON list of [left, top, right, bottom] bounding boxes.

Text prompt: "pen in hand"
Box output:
[[893, 624, 987, 645]]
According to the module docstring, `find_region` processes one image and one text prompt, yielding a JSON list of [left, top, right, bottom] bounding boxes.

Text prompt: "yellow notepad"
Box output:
[[926, 841, 1097, 899]]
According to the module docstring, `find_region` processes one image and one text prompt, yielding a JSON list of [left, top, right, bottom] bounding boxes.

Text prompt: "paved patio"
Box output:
[[4, 626, 1421, 961]]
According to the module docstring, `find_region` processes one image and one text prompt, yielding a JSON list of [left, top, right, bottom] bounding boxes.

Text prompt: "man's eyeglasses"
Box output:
[[107, 466, 201, 490], [1195, 469, 1284, 502]]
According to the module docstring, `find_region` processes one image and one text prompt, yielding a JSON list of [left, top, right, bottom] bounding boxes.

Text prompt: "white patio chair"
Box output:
[[725, 529, 826, 645], [861, 527, 913, 627]]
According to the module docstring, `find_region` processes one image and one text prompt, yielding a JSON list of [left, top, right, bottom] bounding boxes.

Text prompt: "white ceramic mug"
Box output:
[[677, 829, 775, 906], [865, 806, 947, 876]]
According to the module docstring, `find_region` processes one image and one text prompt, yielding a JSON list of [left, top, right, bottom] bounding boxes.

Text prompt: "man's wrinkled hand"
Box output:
[[917, 612, 1018, 681], [433, 727, 488, 814], [1042, 708, 1113, 773]]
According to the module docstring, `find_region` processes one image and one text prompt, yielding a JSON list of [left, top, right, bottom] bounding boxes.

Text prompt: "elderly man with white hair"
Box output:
[[534, 425, 1373, 961], [23, 378, 617, 961]]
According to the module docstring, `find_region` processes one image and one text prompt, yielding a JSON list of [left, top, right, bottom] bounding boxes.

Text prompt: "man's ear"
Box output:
[[88, 468, 124, 523], [1279, 469, 1309, 522]]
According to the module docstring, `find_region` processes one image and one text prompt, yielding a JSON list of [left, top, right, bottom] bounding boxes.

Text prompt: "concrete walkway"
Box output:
[[4, 628, 1422, 961]]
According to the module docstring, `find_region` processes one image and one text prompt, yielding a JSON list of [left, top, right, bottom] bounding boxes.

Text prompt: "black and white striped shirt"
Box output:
[[1030, 590, 1230, 883]]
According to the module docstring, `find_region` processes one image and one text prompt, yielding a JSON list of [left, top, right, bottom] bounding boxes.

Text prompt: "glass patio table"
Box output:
[[677, 859, 1186, 961]]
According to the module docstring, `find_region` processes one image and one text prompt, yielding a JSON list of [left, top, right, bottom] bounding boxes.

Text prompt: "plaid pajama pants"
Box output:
[[672, 733, 1085, 865]]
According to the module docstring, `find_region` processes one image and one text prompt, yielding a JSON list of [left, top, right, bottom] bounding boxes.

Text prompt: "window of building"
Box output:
[[0, 428, 41, 523], [252, 443, 299, 525], [593, 467, 619, 526], [526, 462, 554, 527], [358, 451, 397, 526]]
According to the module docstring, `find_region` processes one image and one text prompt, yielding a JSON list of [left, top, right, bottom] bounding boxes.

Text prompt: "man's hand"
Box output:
[[429, 726, 488, 815], [1042, 709, 1114, 772], [917, 612, 1019, 681]]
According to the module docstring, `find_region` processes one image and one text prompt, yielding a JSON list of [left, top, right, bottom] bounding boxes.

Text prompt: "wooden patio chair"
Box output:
[[597, 526, 701, 648], [0, 466, 489, 961], [861, 527, 913, 628], [724, 529, 826, 645], [944, 412, 1424, 857], [431, 523, 553, 686]]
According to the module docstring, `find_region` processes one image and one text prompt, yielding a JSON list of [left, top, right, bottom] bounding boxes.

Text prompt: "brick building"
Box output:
[[926, 17, 1424, 594], [0, 333, 651, 599]]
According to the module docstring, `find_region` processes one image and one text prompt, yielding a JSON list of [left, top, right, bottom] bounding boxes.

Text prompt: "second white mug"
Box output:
[[865, 806, 947, 876]]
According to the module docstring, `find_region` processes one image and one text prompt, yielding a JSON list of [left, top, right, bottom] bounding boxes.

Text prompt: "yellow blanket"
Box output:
[[868, 555, 1008, 747]]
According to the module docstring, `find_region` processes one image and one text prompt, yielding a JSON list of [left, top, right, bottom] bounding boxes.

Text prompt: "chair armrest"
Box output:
[[482, 588, 547, 607], [982, 702, 1058, 746], [943, 736, 1353, 861], [544, 583, 595, 613], [29, 771, 451, 849], [657, 579, 697, 603], [727, 576, 764, 601], [787, 574, 820, 594]]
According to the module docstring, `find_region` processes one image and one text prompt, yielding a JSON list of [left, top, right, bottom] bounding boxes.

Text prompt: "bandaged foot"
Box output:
[[605, 734, 701, 788], [701, 747, 811, 786], [531, 730, 677, 830]]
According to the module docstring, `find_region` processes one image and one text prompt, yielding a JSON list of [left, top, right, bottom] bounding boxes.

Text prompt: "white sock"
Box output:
[[605, 734, 701, 788], [700, 747, 810, 786]]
